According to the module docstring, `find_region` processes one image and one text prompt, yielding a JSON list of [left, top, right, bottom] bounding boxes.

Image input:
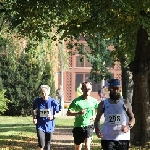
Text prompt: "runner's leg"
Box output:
[[84, 125, 93, 150], [44, 132, 52, 150], [37, 129, 45, 149], [75, 144, 83, 150], [73, 127, 84, 150], [84, 137, 92, 150]]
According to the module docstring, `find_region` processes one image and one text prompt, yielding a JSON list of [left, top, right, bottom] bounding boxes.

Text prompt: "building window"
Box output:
[[75, 74, 83, 90], [76, 56, 84, 67], [85, 57, 92, 67], [75, 44, 92, 68], [76, 56, 92, 67]]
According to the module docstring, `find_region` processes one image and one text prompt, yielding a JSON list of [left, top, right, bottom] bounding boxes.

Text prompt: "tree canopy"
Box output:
[[1, 0, 150, 146], [3, 0, 149, 65]]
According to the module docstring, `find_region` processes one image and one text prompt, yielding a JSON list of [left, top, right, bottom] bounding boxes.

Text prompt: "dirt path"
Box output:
[[51, 127, 101, 150], [50, 116, 102, 150], [51, 127, 74, 150], [50, 116, 74, 149]]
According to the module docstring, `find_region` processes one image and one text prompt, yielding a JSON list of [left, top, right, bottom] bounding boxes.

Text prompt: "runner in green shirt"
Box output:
[[67, 82, 98, 150]]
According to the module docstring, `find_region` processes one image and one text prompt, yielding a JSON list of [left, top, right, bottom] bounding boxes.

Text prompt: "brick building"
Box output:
[[55, 39, 122, 104]]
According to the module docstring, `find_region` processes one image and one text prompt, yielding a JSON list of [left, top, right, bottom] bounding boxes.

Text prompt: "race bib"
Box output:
[[108, 114, 121, 125], [40, 109, 50, 117]]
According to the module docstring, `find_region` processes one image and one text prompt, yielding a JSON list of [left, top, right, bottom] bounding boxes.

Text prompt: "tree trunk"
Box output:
[[121, 66, 133, 103], [130, 27, 150, 146]]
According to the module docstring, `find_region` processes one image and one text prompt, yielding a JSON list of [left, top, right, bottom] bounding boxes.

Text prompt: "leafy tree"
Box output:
[[0, 89, 10, 114], [1, 52, 41, 115], [0, 32, 68, 115], [55, 1, 150, 146], [40, 62, 55, 98], [2, 0, 150, 146], [3, 0, 63, 40], [0, 77, 10, 114], [0, 38, 45, 115]]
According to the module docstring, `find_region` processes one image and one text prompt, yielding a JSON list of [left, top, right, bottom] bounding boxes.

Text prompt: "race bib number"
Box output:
[[40, 109, 50, 117], [108, 114, 121, 125]]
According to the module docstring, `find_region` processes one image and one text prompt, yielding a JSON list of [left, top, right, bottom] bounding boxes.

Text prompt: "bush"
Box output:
[[0, 89, 10, 114]]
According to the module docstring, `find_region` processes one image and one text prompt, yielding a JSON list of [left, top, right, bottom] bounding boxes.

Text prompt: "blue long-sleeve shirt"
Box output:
[[33, 96, 60, 132]]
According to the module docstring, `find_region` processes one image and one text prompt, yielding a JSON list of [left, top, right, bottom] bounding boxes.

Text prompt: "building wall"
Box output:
[[63, 57, 122, 103]]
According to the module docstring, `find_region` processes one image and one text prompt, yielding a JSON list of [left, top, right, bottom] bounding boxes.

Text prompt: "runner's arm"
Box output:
[[125, 100, 135, 128], [67, 109, 86, 116], [94, 101, 104, 134], [31, 107, 38, 119]]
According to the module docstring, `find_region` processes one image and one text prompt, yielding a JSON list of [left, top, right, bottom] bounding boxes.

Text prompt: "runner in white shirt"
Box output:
[[94, 79, 135, 150]]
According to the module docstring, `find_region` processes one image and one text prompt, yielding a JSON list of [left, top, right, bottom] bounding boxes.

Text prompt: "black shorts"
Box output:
[[101, 140, 129, 150], [72, 124, 94, 145]]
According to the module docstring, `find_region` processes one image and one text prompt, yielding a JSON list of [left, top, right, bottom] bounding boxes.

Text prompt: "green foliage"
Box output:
[[0, 77, 3, 90], [1, 52, 41, 115], [40, 62, 56, 98], [0, 29, 69, 116], [0, 89, 10, 114], [3, 0, 62, 40], [2, 0, 140, 81], [2, 0, 150, 60], [0, 40, 56, 115], [57, 1, 150, 66], [0, 77, 10, 114], [2, 0, 144, 80]]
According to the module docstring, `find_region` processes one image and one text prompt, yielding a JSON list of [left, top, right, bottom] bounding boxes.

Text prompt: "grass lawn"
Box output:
[[0, 116, 100, 150], [0, 116, 77, 150], [0, 116, 147, 150], [0, 116, 36, 149]]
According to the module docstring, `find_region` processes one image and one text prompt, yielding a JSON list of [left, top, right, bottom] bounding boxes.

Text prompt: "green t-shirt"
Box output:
[[68, 96, 98, 127]]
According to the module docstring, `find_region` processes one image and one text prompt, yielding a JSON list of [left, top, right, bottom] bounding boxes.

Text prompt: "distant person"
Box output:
[[94, 79, 135, 150], [76, 83, 83, 97], [67, 82, 98, 150], [98, 86, 106, 101], [32, 85, 61, 150], [56, 85, 64, 108], [101, 86, 106, 100], [98, 89, 102, 101]]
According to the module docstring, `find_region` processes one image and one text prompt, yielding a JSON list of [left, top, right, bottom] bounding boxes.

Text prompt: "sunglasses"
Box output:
[[110, 87, 120, 90]]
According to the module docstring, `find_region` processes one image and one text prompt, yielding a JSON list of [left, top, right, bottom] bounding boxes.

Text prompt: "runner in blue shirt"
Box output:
[[32, 85, 61, 150]]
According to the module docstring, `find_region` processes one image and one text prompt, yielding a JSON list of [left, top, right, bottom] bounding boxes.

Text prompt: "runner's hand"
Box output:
[[96, 132, 103, 138], [48, 115, 54, 120], [33, 119, 37, 125], [79, 109, 86, 115], [90, 116, 95, 121], [122, 125, 130, 133]]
